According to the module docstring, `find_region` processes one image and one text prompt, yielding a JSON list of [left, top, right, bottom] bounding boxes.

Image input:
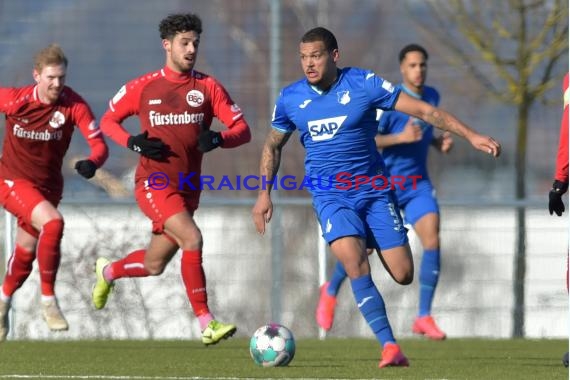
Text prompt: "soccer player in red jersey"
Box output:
[[548, 72, 569, 367], [92, 13, 251, 345], [0, 44, 109, 340], [549, 72, 569, 217]]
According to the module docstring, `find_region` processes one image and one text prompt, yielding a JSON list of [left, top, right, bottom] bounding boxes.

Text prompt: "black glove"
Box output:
[[127, 131, 165, 160], [198, 130, 223, 153], [74, 159, 97, 179], [549, 180, 568, 216]]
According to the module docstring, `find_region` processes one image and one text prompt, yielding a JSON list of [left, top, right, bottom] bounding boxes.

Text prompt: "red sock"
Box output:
[[2, 245, 35, 296], [107, 250, 150, 280], [181, 249, 209, 316], [37, 219, 64, 296]]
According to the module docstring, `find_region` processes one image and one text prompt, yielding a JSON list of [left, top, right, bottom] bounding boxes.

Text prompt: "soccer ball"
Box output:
[[249, 323, 296, 367]]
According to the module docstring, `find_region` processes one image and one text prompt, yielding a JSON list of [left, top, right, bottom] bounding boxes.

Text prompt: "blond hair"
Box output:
[[34, 44, 68, 72]]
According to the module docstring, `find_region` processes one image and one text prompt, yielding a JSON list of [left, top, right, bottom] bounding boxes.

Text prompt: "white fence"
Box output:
[[0, 199, 567, 340]]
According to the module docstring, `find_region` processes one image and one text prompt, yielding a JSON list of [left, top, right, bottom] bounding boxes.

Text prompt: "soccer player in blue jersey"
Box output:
[[316, 44, 452, 340], [252, 27, 500, 368]]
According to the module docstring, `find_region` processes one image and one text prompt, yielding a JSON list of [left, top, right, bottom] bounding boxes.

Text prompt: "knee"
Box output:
[[180, 230, 203, 251], [420, 233, 439, 251], [423, 240, 439, 251], [393, 269, 414, 285], [42, 218, 64, 238], [14, 244, 36, 263], [16, 240, 37, 254]]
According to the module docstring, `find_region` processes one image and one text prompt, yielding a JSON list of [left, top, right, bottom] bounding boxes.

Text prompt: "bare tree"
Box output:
[[407, 0, 568, 337]]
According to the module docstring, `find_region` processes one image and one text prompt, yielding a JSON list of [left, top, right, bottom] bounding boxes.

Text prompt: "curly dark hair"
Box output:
[[159, 13, 203, 40], [398, 44, 428, 63]]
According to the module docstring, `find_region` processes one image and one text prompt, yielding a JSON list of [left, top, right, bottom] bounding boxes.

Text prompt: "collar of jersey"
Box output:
[[309, 68, 342, 95], [400, 83, 422, 99], [163, 65, 194, 82]]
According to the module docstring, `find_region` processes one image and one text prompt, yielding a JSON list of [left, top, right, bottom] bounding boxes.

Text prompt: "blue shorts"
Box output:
[[397, 182, 439, 225], [313, 193, 408, 250]]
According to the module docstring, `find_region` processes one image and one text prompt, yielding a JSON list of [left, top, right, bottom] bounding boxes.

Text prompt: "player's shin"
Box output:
[[329, 261, 348, 295], [108, 250, 150, 279], [2, 245, 35, 296], [418, 249, 440, 316], [181, 250, 209, 319], [36, 219, 64, 296], [350, 274, 395, 346]]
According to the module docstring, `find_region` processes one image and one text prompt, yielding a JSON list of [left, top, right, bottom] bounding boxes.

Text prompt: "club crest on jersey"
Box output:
[[308, 115, 347, 141], [49, 111, 65, 129], [337, 91, 351, 105], [186, 90, 204, 107]]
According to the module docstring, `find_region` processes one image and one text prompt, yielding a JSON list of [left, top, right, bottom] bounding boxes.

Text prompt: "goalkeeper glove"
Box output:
[[127, 131, 165, 160], [74, 159, 97, 179], [549, 179, 568, 216], [198, 130, 223, 152]]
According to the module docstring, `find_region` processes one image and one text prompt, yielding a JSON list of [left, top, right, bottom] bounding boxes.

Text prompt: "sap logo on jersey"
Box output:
[[308, 116, 347, 141]]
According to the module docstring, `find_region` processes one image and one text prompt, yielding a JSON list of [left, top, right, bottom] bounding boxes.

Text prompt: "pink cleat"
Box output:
[[315, 282, 337, 331], [378, 343, 409, 368], [412, 315, 446, 340]]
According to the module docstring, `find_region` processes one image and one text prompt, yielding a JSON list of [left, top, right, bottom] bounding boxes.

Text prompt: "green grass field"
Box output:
[[0, 338, 567, 380]]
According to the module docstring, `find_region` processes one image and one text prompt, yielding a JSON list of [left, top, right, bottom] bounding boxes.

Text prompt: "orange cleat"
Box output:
[[412, 315, 446, 340], [315, 282, 337, 331], [378, 343, 409, 368]]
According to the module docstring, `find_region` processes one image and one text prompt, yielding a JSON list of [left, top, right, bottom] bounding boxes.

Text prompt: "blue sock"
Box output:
[[327, 261, 347, 296], [418, 249, 440, 316], [350, 274, 395, 347]]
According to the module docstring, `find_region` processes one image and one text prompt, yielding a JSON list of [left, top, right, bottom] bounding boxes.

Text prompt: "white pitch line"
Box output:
[[0, 376, 414, 380]]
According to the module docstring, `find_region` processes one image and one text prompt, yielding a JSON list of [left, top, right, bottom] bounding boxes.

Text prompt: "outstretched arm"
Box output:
[[394, 92, 500, 157], [375, 117, 422, 149], [252, 129, 291, 234]]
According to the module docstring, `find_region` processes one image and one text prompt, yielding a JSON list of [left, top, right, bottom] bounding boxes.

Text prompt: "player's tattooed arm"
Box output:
[[395, 92, 501, 157], [395, 91, 471, 137], [422, 108, 501, 157], [423, 108, 468, 137], [259, 129, 291, 194], [253, 129, 291, 234]]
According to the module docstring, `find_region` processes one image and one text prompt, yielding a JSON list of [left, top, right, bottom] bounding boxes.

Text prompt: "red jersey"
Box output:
[[101, 65, 251, 198], [0, 85, 108, 193], [554, 72, 569, 183]]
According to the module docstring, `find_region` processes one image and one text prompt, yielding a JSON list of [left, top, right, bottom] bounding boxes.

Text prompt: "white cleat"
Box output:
[[41, 299, 69, 331]]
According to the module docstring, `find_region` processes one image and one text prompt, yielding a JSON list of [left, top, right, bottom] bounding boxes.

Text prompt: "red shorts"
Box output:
[[0, 178, 62, 238], [135, 182, 198, 235]]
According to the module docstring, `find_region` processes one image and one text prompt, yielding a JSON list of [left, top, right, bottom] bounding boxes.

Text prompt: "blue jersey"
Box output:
[[377, 84, 440, 201], [272, 67, 400, 197]]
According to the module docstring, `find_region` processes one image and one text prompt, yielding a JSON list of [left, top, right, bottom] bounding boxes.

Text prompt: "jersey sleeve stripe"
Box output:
[[271, 124, 291, 134], [87, 130, 102, 139]]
